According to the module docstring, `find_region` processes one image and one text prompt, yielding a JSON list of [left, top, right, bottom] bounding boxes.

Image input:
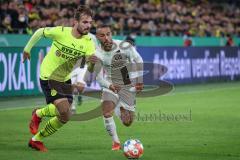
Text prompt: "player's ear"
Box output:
[[73, 20, 78, 26]]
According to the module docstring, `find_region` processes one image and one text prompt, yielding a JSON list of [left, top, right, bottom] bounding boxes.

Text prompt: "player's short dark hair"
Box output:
[[96, 24, 112, 29], [74, 5, 94, 21]]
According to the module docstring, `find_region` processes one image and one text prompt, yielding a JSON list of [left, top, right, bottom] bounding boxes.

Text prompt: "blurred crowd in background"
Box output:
[[0, 0, 240, 37]]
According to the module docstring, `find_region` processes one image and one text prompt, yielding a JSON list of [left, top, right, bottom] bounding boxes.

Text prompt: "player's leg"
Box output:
[[29, 79, 59, 135], [34, 98, 71, 140], [71, 67, 86, 114], [120, 106, 135, 127], [71, 94, 78, 114], [71, 94, 82, 113], [117, 89, 136, 126], [29, 103, 58, 135], [29, 98, 72, 152], [71, 73, 78, 114], [76, 67, 86, 107], [102, 101, 119, 141], [102, 91, 121, 150], [28, 79, 73, 152], [114, 101, 135, 127]]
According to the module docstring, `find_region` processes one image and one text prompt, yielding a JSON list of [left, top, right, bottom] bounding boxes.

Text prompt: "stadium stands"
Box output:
[[0, 0, 240, 36]]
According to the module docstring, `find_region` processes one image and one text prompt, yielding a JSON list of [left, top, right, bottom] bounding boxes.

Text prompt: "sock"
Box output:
[[103, 116, 120, 143], [36, 103, 58, 118], [71, 95, 78, 111], [33, 116, 63, 141]]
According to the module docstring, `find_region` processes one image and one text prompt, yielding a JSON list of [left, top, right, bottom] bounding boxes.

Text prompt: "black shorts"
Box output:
[[40, 79, 73, 104]]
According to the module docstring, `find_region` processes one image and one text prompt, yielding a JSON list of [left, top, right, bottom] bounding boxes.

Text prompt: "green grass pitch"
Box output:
[[0, 82, 240, 160]]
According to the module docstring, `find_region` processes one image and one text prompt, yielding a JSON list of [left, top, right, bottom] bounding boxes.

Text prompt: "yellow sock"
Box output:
[[33, 117, 63, 141], [36, 103, 58, 118]]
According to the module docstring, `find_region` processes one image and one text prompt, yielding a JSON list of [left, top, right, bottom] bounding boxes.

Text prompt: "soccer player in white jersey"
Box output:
[[93, 25, 144, 150]]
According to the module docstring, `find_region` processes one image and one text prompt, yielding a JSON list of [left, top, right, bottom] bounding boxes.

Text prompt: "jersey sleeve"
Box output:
[[43, 26, 62, 40], [128, 46, 144, 84], [129, 46, 143, 63], [24, 28, 44, 53]]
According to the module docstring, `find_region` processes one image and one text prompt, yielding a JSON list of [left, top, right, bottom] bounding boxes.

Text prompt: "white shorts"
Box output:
[[101, 87, 136, 112], [71, 66, 87, 84]]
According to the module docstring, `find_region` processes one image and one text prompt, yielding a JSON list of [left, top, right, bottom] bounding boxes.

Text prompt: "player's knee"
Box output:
[[121, 109, 134, 127], [121, 116, 133, 127], [102, 101, 115, 118], [103, 111, 113, 118], [56, 104, 71, 123], [58, 108, 71, 123], [122, 120, 133, 127]]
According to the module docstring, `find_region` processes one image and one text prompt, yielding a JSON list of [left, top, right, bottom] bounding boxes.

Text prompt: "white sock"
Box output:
[[71, 95, 78, 110], [103, 116, 120, 143]]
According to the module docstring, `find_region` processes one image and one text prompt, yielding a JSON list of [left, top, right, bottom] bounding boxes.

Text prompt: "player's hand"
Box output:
[[109, 84, 121, 93], [72, 82, 85, 93], [135, 83, 144, 93], [87, 55, 99, 72], [88, 55, 98, 64], [22, 51, 30, 63]]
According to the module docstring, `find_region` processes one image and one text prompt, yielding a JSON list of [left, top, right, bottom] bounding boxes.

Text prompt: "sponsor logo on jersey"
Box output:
[[55, 50, 74, 60], [53, 41, 85, 59], [55, 49, 84, 60], [55, 50, 61, 57], [61, 46, 83, 56]]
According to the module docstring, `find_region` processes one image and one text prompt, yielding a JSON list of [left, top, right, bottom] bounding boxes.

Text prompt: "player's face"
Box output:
[[75, 14, 93, 35], [96, 27, 113, 51]]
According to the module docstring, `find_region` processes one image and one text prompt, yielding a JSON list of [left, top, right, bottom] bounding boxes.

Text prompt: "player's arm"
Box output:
[[72, 82, 85, 93], [23, 28, 45, 62], [129, 46, 144, 92], [96, 68, 121, 93], [85, 35, 99, 73], [23, 26, 60, 63]]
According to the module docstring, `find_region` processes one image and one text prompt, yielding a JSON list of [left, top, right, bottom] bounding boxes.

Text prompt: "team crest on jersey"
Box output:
[[113, 53, 127, 61], [113, 54, 123, 61], [51, 89, 57, 96]]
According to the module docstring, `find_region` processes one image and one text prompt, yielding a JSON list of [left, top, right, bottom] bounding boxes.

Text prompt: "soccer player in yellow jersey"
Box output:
[[23, 6, 97, 152]]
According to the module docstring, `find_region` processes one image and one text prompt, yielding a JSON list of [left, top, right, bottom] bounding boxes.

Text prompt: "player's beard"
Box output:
[[103, 42, 113, 51], [77, 23, 89, 35]]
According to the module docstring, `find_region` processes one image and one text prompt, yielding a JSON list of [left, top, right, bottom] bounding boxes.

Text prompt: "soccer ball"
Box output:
[[123, 139, 144, 159]]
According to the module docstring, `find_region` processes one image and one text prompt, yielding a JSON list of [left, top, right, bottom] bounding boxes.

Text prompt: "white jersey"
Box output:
[[92, 38, 143, 89], [87, 34, 143, 111]]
